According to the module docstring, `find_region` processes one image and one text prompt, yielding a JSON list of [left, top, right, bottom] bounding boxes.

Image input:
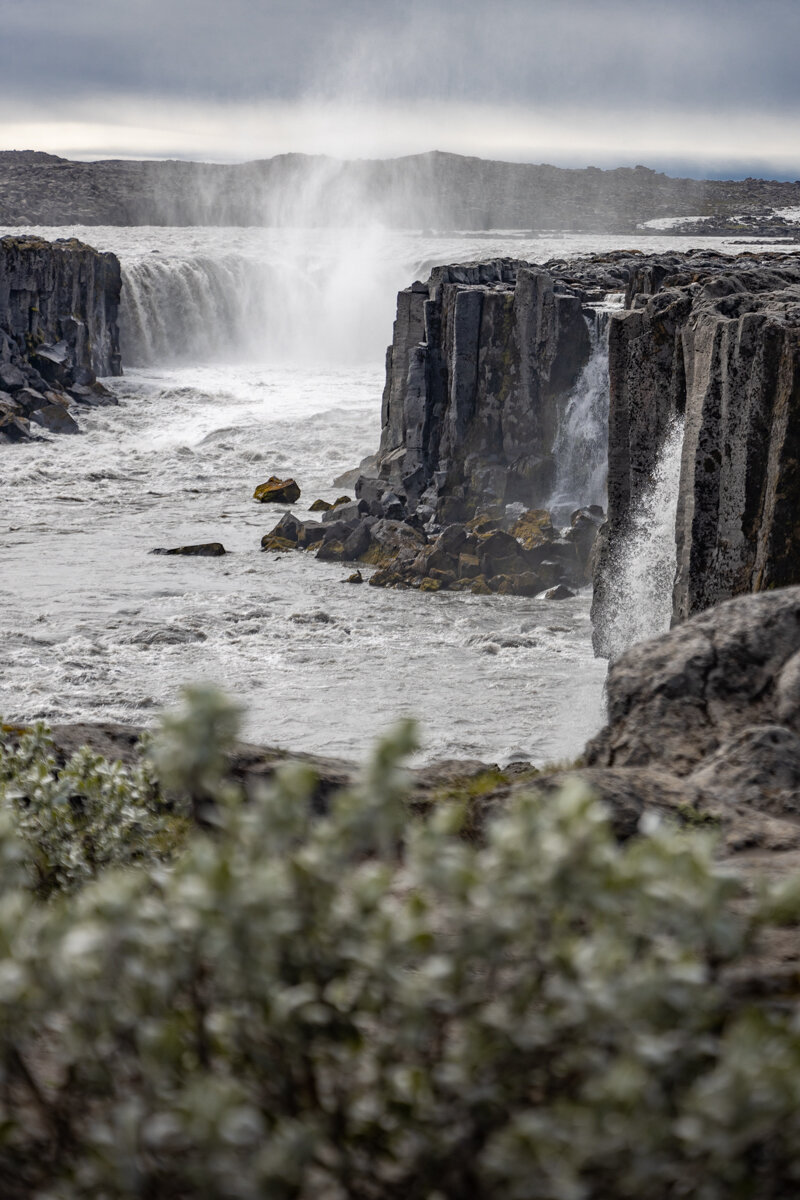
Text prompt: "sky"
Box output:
[[1, 0, 799, 178]]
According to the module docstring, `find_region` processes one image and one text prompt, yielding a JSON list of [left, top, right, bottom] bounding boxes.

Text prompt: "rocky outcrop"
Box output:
[[0, 235, 122, 441], [550, 588, 800, 895], [366, 254, 645, 525], [592, 250, 800, 652]]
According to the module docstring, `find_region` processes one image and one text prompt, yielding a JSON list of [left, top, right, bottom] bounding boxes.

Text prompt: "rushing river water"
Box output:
[[0, 226, 782, 764]]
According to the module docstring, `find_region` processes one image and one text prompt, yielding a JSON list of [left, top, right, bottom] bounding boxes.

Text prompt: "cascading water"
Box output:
[[595, 417, 686, 660], [118, 229, 427, 368], [548, 295, 623, 527]]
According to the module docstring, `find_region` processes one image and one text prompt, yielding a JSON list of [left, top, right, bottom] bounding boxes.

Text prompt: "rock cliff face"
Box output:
[[592, 250, 800, 652], [371, 255, 638, 522], [0, 236, 122, 441]]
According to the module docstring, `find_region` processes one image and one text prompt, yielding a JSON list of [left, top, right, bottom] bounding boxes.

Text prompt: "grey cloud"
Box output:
[[1, 0, 799, 113]]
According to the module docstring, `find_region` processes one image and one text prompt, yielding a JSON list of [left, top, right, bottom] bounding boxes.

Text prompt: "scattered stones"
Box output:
[[253, 476, 301, 504], [151, 543, 227, 557]]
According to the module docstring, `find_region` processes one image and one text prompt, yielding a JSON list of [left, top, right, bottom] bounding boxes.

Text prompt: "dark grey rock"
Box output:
[[322, 499, 368, 525], [342, 520, 372, 560], [151, 543, 227, 557], [0, 362, 25, 391], [29, 403, 79, 434], [591, 251, 800, 652]]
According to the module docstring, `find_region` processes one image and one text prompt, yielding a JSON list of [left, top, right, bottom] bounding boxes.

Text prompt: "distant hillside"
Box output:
[[1, 149, 799, 230]]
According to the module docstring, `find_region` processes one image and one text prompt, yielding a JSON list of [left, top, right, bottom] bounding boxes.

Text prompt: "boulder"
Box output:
[[14, 387, 48, 415], [342, 521, 372, 560], [309, 498, 332, 512], [0, 413, 33, 442], [545, 584, 576, 600], [151, 543, 227, 557], [322, 499, 368, 524], [586, 587, 800, 778], [0, 363, 25, 391], [316, 539, 347, 563], [512, 509, 556, 550], [263, 511, 301, 544], [296, 520, 326, 549], [30, 341, 71, 386], [29, 404, 79, 434], [253, 476, 301, 504]]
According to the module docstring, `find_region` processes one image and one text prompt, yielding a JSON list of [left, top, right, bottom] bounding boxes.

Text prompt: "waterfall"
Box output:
[[595, 417, 685, 660], [548, 294, 622, 526], [118, 231, 415, 368]]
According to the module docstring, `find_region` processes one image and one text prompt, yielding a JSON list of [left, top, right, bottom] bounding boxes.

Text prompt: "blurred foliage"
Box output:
[[0, 721, 190, 898], [1, 691, 800, 1197]]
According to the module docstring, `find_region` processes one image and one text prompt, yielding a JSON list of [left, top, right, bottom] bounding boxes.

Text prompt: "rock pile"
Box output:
[[260, 487, 603, 596]]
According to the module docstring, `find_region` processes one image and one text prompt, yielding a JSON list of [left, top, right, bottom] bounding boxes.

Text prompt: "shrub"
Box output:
[[0, 721, 189, 898], [1, 692, 800, 1197]]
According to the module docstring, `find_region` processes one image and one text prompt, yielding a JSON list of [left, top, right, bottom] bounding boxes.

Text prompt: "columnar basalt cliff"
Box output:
[[262, 254, 643, 597], [370, 255, 638, 522], [592, 250, 800, 654], [0, 235, 122, 441]]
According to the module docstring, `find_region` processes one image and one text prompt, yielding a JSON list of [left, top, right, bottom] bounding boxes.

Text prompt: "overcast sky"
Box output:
[[2, 0, 798, 177]]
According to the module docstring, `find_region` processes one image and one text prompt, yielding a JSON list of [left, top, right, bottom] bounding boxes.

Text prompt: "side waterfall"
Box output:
[[594, 417, 686, 660]]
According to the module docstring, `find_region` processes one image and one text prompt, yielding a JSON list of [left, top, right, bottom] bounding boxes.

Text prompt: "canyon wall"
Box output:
[[369, 254, 638, 523], [0, 236, 122, 440], [592, 251, 800, 653]]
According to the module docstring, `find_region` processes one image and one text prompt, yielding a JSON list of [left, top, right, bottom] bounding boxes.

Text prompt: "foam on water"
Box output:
[[0, 227, 779, 763]]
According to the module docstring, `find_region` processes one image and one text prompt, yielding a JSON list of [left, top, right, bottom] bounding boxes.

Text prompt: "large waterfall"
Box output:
[[118, 230, 424, 367]]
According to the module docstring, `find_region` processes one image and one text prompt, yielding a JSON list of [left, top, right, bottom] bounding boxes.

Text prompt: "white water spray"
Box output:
[[548, 295, 622, 526], [597, 417, 685, 660]]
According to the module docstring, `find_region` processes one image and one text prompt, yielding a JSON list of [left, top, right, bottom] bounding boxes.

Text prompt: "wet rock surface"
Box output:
[[259, 497, 602, 596], [253, 476, 302, 504], [591, 248, 800, 650], [0, 235, 121, 442], [151, 543, 227, 557]]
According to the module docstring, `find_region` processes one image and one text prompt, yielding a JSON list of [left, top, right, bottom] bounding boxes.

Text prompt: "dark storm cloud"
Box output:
[[2, 0, 799, 113]]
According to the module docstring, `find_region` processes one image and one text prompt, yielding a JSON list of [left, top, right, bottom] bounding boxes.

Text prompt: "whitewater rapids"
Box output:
[[0, 226, 778, 764]]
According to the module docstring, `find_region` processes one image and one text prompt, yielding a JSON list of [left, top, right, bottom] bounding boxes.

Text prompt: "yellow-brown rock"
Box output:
[[260, 536, 296, 552], [253, 476, 301, 504], [512, 509, 556, 550]]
